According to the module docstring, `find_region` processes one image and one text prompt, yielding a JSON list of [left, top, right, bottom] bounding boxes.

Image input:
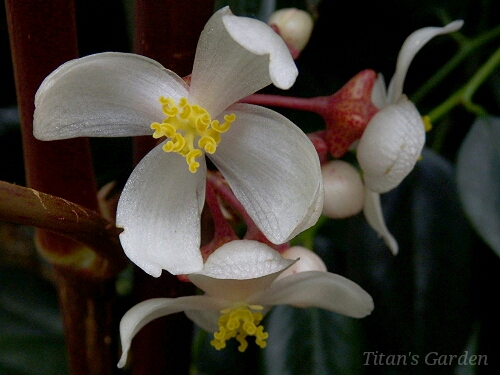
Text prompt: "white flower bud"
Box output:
[[276, 246, 327, 281], [268, 8, 314, 53], [321, 160, 365, 218], [357, 96, 425, 193]]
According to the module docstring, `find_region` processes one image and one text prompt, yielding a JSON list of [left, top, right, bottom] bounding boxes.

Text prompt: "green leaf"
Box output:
[[261, 306, 366, 375], [0, 267, 68, 375], [0, 336, 68, 375], [456, 116, 500, 257]]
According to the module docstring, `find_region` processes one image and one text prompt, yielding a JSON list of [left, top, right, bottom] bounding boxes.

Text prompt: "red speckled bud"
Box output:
[[320, 70, 379, 158]]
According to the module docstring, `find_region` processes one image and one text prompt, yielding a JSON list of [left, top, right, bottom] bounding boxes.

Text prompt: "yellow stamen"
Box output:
[[151, 96, 236, 173], [210, 304, 269, 352]]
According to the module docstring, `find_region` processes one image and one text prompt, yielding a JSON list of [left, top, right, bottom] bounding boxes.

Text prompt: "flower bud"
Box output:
[[321, 160, 364, 218], [268, 8, 314, 54], [276, 246, 327, 281], [356, 96, 425, 193]]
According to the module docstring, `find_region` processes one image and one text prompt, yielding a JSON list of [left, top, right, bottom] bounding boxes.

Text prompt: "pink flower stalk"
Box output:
[[242, 69, 379, 158]]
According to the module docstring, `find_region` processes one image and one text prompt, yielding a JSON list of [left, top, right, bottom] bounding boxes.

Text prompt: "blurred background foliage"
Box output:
[[1, 0, 499, 374]]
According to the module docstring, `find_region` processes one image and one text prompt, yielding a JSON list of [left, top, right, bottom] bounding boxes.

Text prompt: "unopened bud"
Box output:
[[268, 8, 314, 54], [276, 246, 327, 281], [322, 160, 364, 218], [357, 96, 425, 193]]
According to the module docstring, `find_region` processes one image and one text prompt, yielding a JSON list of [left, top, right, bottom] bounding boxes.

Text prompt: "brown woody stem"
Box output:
[[0, 181, 126, 277], [54, 268, 119, 375]]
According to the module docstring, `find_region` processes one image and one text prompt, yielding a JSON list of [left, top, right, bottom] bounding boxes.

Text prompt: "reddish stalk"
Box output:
[[5, 0, 123, 374], [243, 70, 379, 158], [199, 176, 239, 260], [129, 2, 214, 375], [207, 172, 289, 253], [242, 93, 330, 114]]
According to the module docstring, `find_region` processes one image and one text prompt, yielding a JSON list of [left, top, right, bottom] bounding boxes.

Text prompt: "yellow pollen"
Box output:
[[151, 96, 236, 173], [210, 304, 268, 352], [422, 115, 432, 132]]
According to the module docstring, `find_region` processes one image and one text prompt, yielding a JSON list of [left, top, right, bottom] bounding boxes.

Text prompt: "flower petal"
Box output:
[[209, 103, 324, 244], [248, 270, 374, 318], [370, 73, 388, 109], [363, 188, 399, 255], [116, 144, 206, 277], [276, 246, 327, 281], [189, 240, 295, 301], [34, 52, 189, 140], [118, 296, 226, 368], [196, 240, 295, 279], [184, 309, 221, 333], [189, 7, 297, 117], [356, 96, 425, 193], [387, 20, 463, 103]]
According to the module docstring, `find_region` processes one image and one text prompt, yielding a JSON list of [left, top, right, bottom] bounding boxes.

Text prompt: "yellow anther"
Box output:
[[422, 115, 432, 132], [210, 305, 268, 353], [179, 104, 191, 120], [163, 133, 185, 153], [151, 97, 236, 173], [163, 106, 178, 117], [199, 136, 217, 154], [151, 122, 163, 138], [179, 97, 188, 107], [212, 114, 236, 133], [196, 114, 211, 132]]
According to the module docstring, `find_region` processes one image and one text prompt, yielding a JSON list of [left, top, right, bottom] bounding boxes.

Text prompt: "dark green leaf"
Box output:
[[262, 306, 366, 375], [0, 336, 68, 375], [316, 148, 475, 374], [456, 116, 500, 257], [0, 267, 68, 375]]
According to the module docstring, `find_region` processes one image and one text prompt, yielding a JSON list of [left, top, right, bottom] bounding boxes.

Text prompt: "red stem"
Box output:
[[241, 93, 330, 115], [207, 173, 289, 252], [197, 176, 239, 261], [5, 1, 122, 374], [5, 0, 98, 212]]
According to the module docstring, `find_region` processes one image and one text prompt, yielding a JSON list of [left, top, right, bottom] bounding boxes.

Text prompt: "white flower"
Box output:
[[117, 240, 374, 368], [356, 20, 463, 254], [33, 6, 324, 276]]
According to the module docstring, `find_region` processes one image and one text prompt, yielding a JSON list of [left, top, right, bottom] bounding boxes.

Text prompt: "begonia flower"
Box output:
[[33, 6, 324, 276], [117, 240, 373, 367], [356, 20, 463, 254]]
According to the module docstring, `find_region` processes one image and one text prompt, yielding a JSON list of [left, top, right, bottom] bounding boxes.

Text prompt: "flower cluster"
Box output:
[[322, 20, 463, 254], [32, 4, 464, 370], [33, 5, 373, 366]]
